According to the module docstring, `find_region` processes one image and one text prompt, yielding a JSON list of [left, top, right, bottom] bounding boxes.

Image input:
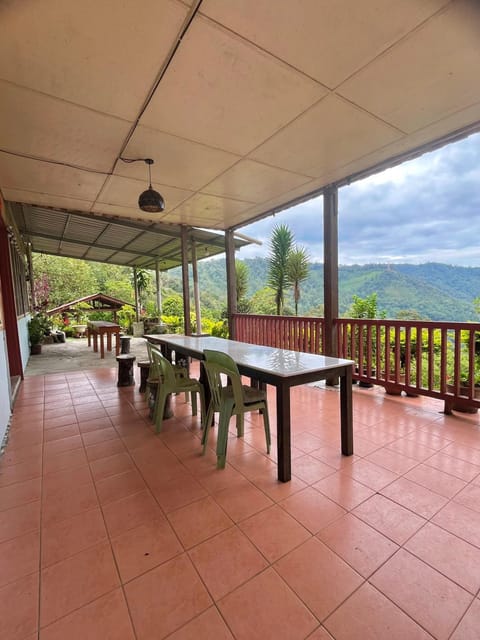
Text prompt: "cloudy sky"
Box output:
[[237, 131, 480, 267]]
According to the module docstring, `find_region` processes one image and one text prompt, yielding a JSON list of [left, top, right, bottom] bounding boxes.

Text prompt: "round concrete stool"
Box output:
[[137, 360, 150, 392], [120, 335, 131, 354], [116, 354, 136, 386]]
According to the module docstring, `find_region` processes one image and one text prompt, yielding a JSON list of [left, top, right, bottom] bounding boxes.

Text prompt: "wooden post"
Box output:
[[133, 267, 139, 322], [225, 229, 237, 340], [191, 241, 202, 334], [155, 260, 162, 316], [323, 185, 339, 384], [181, 225, 191, 336]]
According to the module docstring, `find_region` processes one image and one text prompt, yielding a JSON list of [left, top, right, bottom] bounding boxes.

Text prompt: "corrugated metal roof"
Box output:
[[13, 203, 249, 269]]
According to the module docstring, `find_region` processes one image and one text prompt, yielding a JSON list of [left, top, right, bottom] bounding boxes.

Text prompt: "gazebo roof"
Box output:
[[46, 293, 134, 317]]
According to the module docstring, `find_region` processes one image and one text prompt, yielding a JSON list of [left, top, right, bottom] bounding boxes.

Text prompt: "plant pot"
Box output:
[[132, 321, 145, 337], [72, 324, 87, 338], [446, 383, 480, 414], [30, 343, 42, 355], [356, 366, 375, 388]]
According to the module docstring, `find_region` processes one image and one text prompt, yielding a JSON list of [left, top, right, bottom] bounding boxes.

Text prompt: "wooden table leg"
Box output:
[[106, 331, 112, 352], [340, 366, 354, 455], [93, 332, 98, 353], [276, 384, 291, 482], [100, 331, 105, 359]]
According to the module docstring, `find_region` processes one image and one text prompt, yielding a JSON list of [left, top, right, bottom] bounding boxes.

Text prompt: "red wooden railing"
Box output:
[[234, 313, 324, 353], [232, 314, 480, 412]]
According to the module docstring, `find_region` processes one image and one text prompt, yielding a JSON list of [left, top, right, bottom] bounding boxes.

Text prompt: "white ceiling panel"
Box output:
[[339, 0, 480, 133], [203, 159, 312, 203], [250, 95, 401, 177], [141, 16, 326, 155], [0, 0, 190, 120], [201, 0, 449, 88], [171, 192, 253, 227], [119, 125, 241, 191], [0, 154, 105, 200], [0, 81, 131, 172], [328, 100, 480, 187], [1, 2, 479, 240], [2, 189, 94, 213]]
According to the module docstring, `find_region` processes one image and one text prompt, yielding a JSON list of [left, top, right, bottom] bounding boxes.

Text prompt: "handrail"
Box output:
[[232, 314, 480, 413]]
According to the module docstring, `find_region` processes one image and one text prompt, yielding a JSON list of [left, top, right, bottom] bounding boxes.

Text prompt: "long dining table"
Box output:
[[146, 335, 354, 482]]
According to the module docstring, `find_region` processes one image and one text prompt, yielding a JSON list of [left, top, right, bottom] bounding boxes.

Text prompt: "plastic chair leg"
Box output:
[[154, 389, 168, 434], [201, 404, 214, 451], [235, 413, 244, 437], [191, 390, 197, 416], [216, 400, 234, 469], [262, 408, 271, 454]]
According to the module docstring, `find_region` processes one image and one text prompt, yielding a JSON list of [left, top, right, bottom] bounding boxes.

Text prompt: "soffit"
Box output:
[[0, 0, 479, 235]]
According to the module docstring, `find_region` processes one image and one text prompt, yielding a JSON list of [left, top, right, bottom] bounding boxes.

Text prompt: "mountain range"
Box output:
[[181, 259, 480, 322]]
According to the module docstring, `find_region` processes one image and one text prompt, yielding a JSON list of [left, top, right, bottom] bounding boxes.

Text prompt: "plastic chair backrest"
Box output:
[[204, 349, 239, 375], [203, 350, 244, 408], [150, 348, 176, 388], [146, 341, 156, 364]]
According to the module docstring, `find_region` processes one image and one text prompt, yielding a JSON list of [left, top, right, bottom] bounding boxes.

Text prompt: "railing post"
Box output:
[[324, 185, 339, 384]]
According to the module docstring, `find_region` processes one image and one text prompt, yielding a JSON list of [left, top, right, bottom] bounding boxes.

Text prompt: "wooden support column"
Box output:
[[225, 229, 237, 340], [323, 186, 339, 384], [181, 225, 192, 336], [191, 241, 202, 334], [155, 260, 162, 316], [26, 241, 35, 310], [133, 267, 139, 322]]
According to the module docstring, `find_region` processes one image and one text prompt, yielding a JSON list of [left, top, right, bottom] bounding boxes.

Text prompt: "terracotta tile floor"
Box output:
[[2, 365, 480, 639]]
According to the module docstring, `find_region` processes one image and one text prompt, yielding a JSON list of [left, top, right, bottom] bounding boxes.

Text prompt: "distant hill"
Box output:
[[172, 259, 480, 322]]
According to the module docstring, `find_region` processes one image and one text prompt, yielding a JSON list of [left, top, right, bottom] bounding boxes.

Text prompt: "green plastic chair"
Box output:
[[146, 341, 190, 397], [201, 349, 271, 469], [150, 347, 205, 434]]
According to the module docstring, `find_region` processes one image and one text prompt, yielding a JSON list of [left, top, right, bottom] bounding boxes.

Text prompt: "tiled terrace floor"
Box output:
[[2, 365, 480, 640]]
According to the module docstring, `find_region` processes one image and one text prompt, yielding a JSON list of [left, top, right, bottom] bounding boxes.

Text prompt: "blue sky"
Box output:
[[237, 131, 480, 267]]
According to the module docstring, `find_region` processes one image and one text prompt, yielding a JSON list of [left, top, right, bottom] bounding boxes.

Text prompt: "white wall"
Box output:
[[0, 329, 11, 444], [0, 318, 31, 445], [18, 315, 30, 369]]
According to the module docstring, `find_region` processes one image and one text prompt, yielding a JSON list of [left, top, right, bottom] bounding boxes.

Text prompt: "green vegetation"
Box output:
[[287, 246, 310, 316], [267, 224, 294, 315], [266, 224, 310, 315], [33, 253, 480, 327], [28, 313, 51, 346]]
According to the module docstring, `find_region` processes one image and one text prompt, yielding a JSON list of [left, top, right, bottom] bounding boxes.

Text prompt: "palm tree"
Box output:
[[235, 260, 249, 304], [267, 224, 294, 315], [287, 247, 310, 316], [132, 268, 151, 314]]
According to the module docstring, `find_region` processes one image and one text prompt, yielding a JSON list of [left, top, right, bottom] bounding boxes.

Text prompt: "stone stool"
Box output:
[[137, 360, 150, 392], [116, 354, 136, 387], [120, 335, 131, 354]]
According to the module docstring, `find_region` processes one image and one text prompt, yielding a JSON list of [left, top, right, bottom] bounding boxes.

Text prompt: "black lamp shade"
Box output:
[[138, 187, 165, 213]]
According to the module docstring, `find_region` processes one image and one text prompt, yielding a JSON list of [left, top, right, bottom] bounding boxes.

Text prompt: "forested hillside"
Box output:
[[33, 253, 480, 323], [190, 259, 480, 321]]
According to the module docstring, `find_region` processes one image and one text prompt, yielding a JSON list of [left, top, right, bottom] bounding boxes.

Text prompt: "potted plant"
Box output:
[[28, 313, 50, 354], [71, 302, 90, 337]]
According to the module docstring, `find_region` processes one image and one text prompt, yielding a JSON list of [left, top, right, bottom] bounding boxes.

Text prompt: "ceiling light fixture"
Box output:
[[119, 157, 165, 213]]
